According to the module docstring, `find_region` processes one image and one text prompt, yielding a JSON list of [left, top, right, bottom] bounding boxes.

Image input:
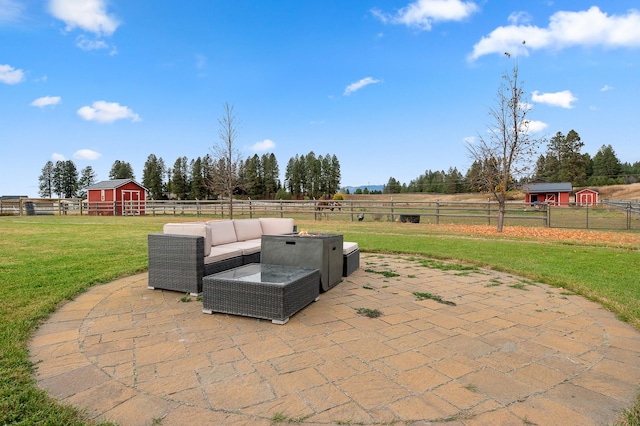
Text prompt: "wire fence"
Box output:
[[3, 197, 639, 231]]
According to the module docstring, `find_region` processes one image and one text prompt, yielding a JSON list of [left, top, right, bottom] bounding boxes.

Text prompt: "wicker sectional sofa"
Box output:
[[148, 217, 360, 296], [148, 218, 296, 295]]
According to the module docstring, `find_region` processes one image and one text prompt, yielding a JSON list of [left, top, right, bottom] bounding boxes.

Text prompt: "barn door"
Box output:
[[545, 194, 557, 205], [122, 191, 140, 215]]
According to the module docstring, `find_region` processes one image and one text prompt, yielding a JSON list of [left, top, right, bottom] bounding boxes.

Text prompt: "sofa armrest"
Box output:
[[148, 233, 204, 295]]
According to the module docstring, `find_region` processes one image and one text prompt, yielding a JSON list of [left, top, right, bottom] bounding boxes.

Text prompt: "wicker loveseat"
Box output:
[[148, 218, 296, 295]]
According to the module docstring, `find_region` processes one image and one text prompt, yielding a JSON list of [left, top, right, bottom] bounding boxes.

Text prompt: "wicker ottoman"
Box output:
[[343, 242, 360, 277], [202, 264, 320, 324]]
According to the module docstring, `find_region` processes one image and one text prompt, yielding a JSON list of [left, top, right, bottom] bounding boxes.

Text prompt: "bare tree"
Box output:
[[467, 51, 541, 232], [212, 102, 241, 218]]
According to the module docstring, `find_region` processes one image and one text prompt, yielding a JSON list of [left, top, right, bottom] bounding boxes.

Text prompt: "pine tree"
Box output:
[[142, 154, 166, 200], [77, 166, 97, 198], [38, 161, 55, 198]]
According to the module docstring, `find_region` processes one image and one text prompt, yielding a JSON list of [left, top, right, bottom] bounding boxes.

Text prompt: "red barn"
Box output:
[[575, 188, 598, 206], [523, 182, 572, 206], [86, 179, 147, 216]]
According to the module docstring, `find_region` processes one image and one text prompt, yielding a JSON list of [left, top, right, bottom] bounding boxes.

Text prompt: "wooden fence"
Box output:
[[4, 197, 638, 231]]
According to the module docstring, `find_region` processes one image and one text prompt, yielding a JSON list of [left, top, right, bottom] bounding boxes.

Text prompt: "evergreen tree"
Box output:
[[170, 156, 189, 199], [142, 154, 166, 200], [201, 154, 216, 199], [190, 157, 207, 200], [328, 154, 341, 195], [109, 160, 135, 180], [77, 166, 97, 198], [538, 130, 587, 184], [52, 160, 79, 198], [38, 161, 55, 198], [590, 144, 622, 185], [384, 177, 401, 194], [262, 153, 279, 199]]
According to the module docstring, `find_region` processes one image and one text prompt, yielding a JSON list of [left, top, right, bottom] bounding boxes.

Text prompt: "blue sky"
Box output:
[[2, 0, 639, 197]]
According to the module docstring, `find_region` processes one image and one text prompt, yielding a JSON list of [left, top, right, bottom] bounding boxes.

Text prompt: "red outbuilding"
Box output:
[[575, 188, 599, 206], [86, 179, 147, 216], [523, 182, 572, 206]]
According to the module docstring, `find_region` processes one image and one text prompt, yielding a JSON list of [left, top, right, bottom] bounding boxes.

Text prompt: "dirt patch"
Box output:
[[435, 223, 640, 249]]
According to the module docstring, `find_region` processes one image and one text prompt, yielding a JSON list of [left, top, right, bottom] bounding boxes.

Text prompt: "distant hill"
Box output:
[[341, 185, 384, 193]]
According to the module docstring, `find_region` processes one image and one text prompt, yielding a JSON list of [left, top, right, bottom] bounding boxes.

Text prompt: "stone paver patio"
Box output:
[[29, 253, 640, 425]]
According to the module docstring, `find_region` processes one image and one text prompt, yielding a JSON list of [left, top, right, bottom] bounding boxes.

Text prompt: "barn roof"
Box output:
[[522, 182, 573, 193], [575, 188, 599, 194], [87, 179, 147, 190]]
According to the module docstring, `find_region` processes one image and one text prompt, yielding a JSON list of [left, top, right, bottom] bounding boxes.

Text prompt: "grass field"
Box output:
[[0, 215, 639, 425]]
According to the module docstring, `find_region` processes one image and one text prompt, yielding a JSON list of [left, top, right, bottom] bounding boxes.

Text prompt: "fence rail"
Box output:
[[2, 197, 639, 231]]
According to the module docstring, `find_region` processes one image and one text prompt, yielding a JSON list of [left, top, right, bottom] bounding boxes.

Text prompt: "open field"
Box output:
[[343, 182, 640, 202], [0, 215, 639, 424]]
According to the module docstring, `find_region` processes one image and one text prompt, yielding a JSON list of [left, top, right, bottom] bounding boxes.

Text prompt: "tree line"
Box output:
[[382, 131, 640, 194], [37, 151, 342, 200]]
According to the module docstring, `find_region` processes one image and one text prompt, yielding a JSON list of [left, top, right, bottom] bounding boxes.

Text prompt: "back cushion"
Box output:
[[260, 218, 294, 235], [233, 219, 263, 241], [207, 220, 238, 246], [163, 222, 211, 256]]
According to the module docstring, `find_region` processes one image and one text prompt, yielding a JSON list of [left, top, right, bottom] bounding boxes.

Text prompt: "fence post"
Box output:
[[586, 204, 589, 229], [487, 199, 491, 226], [545, 205, 550, 227], [436, 201, 440, 225], [249, 200, 253, 218], [627, 202, 632, 230], [350, 201, 354, 222], [390, 198, 395, 222], [279, 200, 284, 218]]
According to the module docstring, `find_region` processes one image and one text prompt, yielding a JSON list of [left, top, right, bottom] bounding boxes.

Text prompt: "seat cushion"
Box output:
[[205, 246, 243, 264], [207, 220, 238, 246], [343, 241, 359, 255], [233, 219, 263, 241], [224, 239, 261, 255]]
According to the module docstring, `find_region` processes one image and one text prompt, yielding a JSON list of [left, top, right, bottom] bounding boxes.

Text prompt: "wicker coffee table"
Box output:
[[202, 263, 320, 324]]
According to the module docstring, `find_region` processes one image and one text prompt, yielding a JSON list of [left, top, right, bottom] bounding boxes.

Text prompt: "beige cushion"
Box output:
[[233, 219, 263, 241], [207, 220, 238, 246], [163, 222, 212, 257], [224, 239, 261, 255], [343, 241, 358, 255], [259, 218, 294, 235], [205, 246, 243, 264]]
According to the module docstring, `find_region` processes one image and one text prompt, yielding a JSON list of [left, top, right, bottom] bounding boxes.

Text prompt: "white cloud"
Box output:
[[469, 6, 640, 61], [31, 96, 62, 108], [600, 84, 613, 92], [48, 0, 119, 36], [0, 64, 25, 84], [52, 153, 66, 161], [0, 0, 24, 23], [532, 90, 577, 109], [344, 77, 381, 96], [463, 136, 476, 144], [524, 120, 548, 134], [507, 11, 532, 26], [73, 149, 101, 160], [372, 0, 479, 31], [250, 139, 276, 152], [76, 35, 116, 54], [77, 101, 141, 123]]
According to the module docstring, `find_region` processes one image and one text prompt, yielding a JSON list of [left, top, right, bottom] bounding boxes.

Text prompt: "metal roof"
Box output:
[[87, 179, 147, 190], [522, 182, 573, 193]]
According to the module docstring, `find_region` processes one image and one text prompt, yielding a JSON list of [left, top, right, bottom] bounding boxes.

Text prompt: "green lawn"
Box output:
[[0, 215, 638, 425]]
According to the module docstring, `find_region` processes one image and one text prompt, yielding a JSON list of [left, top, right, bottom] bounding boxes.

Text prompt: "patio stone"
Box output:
[[28, 253, 640, 425]]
